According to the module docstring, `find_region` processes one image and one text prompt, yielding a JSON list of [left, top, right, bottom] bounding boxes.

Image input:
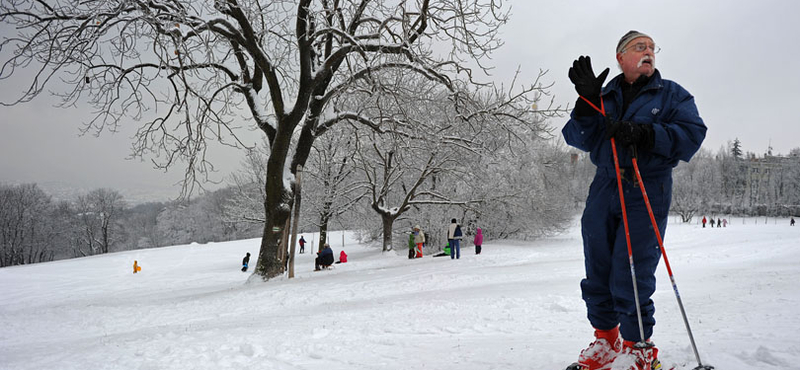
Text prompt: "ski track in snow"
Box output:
[[1, 221, 799, 370]]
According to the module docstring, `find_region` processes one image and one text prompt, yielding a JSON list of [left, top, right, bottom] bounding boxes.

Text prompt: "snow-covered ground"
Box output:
[[1, 218, 799, 370]]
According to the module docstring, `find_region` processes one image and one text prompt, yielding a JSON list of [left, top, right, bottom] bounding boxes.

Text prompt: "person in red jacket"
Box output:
[[702, 216, 707, 228], [338, 250, 348, 263], [474, 227, 484, 255], [299, 235, 306, 253]]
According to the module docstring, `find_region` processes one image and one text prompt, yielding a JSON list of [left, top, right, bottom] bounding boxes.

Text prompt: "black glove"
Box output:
[[568, 56, 610, 116], [605, 118, 655, 151]]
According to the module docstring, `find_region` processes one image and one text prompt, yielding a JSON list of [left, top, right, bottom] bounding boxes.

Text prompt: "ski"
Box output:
[[563, 360, 676, 370]]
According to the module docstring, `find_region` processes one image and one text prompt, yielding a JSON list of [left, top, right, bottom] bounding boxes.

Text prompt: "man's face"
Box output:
[[616, 36, 656, 82]]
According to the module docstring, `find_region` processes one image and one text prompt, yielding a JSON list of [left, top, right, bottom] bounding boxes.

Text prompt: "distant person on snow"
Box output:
[[315, 244, 334, 271], [792, 217, 796, 226], [702, 216, 707, 228], [722, 218, 728, 228], [299, 236, 306, 254], [336, 250, 348, 264], [413, 225, 425, 258], [717, 218, 721, 228], [133, 260, 141, 274], [561, 30, 706, 370], [433, 242, 451, 258], [710, 218, 715, 228], [242, 252, 251, 272], [447, 219, 463, 259], [474, 227, 484, 255]]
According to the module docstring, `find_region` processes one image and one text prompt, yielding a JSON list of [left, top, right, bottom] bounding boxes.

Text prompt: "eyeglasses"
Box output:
[[622, 42, 661, 54]]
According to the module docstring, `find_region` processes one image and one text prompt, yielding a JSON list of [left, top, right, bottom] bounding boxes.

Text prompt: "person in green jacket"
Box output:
[[433, 242, 451, 258]]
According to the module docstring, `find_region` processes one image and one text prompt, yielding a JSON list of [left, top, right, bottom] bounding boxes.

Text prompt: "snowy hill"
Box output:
[[1, 219, 799, 370]]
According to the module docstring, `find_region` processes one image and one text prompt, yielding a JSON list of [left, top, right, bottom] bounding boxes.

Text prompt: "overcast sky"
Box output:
[[1, 0, 798, 200]]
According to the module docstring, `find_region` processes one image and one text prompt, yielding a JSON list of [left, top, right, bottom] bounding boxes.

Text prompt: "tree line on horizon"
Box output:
[[567, 138, 800, 224]]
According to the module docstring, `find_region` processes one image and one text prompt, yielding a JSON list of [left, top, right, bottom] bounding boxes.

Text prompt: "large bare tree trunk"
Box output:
[[381, 214, 396, 252], [318, 207, 331, 252], [254, 143, 294, 279]]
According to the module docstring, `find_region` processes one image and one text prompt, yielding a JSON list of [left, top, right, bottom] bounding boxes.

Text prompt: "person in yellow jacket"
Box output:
[[133, 260, 142, 274]]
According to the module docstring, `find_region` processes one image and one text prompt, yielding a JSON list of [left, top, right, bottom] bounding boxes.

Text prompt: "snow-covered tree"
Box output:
[[225, 146, 270, 226], [302, 127, 364, 250], [158, 189, 248, 246], [731, 138, 743, 159], [0, 184, 58, 266], [336, 67, 557, 250], [123, 202, 167, 250], [465, 139, 574, 239], [75, 188, 127, 255], [671, 148, 723, 221]]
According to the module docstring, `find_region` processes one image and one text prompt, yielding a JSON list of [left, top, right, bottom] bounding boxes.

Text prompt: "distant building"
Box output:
[[736, 154, 800, 215]]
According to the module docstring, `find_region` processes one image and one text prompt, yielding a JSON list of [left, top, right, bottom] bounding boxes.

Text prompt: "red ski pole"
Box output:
[[579, 95, 713, 370]]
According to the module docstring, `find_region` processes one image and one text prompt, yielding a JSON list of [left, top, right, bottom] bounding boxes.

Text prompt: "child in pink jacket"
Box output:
[[474, 228, 484, 255]]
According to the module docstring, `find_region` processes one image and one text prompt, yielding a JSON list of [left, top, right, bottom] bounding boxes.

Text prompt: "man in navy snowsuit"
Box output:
[[562, 31, 706, 370]]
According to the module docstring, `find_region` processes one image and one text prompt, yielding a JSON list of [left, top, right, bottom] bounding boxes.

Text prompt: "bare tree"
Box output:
[[225, 146, 269, 225], [124, 202, 166, 250], [2, 0, 540, 279], [457, 139, 573, 240], [303, 126, 364, 250], [75, 188, 126, 255]]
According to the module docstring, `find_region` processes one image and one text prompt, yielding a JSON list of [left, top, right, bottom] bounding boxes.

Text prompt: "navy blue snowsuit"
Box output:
[[315, 246, 334, 270], [562, 69, 706, 342]]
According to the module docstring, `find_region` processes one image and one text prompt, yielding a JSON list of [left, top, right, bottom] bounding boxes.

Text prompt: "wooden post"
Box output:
[[289, 165, 303, 278], [281, 216, 291, 270]]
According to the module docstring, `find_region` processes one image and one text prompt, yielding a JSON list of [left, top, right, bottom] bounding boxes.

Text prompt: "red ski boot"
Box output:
[[566, 327, 621, 370], [611, 340, 663, 370]]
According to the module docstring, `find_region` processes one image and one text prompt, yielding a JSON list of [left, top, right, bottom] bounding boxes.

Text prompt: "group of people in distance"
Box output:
[[408, 218, 484, 259], [238, 235, 348, 273], [702, 216, 797, 228], [313, 243, 348, 271], [311, 239, 347, 271], [701, 216, 727, 228], [133, 238, 346, 275]]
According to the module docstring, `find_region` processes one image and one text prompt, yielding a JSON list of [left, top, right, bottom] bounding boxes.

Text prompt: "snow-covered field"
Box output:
[[1, 218, 799, 370]]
